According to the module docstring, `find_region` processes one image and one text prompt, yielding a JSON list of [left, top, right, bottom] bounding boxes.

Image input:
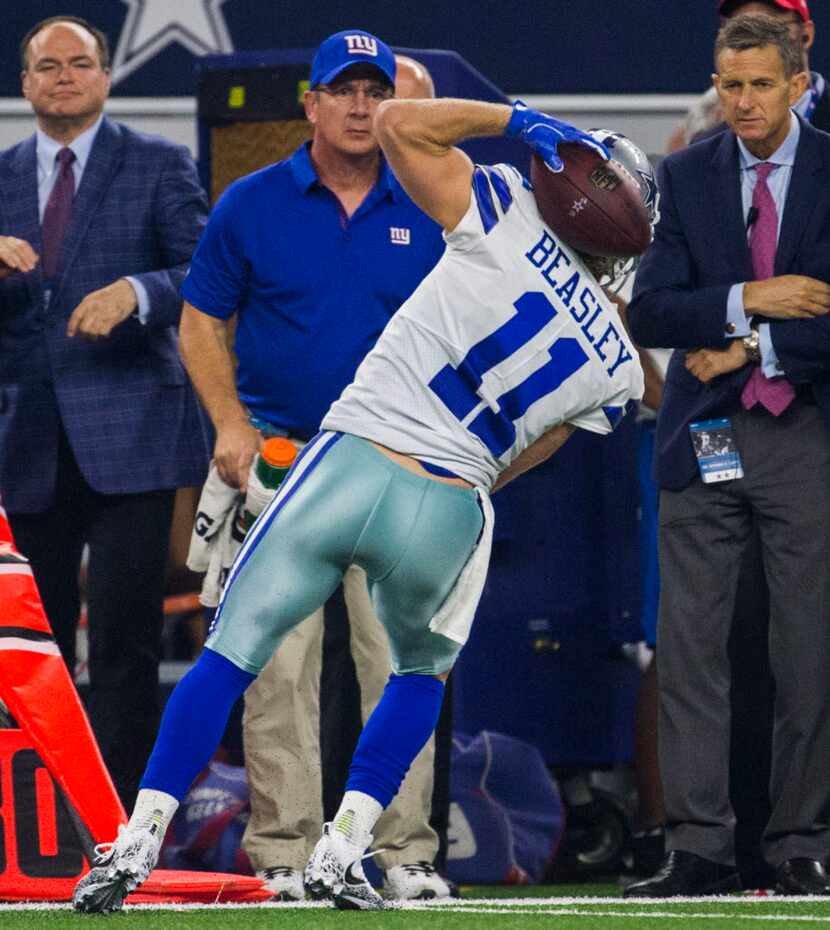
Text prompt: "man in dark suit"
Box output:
[[626, 13, 830, 897], [721, 1, 829, 126], [0, 16, 210, 807], [667, 0, 830, 892], [669, 1, 825, 151]]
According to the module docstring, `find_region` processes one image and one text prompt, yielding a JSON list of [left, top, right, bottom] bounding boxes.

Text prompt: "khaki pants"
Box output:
[[241, 565, 438, 871]]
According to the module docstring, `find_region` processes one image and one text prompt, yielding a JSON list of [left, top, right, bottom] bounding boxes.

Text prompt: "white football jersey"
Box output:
[[323, 164, 644, 489]]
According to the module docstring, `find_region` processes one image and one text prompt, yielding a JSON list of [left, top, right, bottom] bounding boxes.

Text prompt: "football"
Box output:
[[530, 144, 651, 258]]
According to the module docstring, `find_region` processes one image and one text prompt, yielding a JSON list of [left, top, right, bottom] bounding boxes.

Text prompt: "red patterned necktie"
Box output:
[[41, 147, 76, 280], [740, 162, 795, 416]]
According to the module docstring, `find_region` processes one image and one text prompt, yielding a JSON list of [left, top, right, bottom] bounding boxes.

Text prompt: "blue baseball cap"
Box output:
[[310, 29, 396, 89]]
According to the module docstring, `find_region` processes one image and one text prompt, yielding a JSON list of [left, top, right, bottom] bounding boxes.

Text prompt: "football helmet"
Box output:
[[584, 129, 660, 288]]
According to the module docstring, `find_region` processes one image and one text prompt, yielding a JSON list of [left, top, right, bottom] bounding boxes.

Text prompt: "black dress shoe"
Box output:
[[624, 850, 741, 898], [775, 858, 830, 895], [630, 827, 666, 878]]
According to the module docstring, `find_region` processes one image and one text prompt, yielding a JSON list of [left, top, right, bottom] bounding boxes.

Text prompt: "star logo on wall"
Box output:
[[111, 0, 233, 85]]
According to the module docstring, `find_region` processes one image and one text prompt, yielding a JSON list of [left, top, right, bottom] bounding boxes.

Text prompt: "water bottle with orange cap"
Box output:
[[237, 437, 298, 534]]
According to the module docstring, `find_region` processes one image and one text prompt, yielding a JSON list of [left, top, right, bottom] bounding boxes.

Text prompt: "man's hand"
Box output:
[[0, 236, 38, 279], [66, 279, 138, 339], [214, 419, 262, 492], [685, 340, 748, 384], [743, 275, 830, 320], [504, 101, 609, 173]]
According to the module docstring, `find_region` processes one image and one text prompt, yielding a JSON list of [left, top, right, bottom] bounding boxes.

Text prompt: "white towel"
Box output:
[[198, 500, 246, 608], [428, 488, 494, 645], [187, 460, 278, 608], [187, 463, 239, 573]]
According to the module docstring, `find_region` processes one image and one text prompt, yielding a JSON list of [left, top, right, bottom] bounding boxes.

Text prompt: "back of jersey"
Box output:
[[324, 164, 644, 489]]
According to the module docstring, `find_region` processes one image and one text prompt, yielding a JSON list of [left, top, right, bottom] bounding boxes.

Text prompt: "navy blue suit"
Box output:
[[0, 117, 211, 806], [0, 117, 210, 510], [629, 116, 830, 490], [628, 122, 830, 490], [627, 117, 830, 870]]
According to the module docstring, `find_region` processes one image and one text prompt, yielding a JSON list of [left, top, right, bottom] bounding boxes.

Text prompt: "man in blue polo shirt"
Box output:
[[177, 30, 448, 901]]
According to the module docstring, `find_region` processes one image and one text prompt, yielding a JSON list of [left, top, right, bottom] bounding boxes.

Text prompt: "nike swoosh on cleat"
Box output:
[[344, 862, 364, 887]]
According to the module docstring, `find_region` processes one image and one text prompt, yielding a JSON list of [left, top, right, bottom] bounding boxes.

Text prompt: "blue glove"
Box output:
[[504, 101, 609, 173]]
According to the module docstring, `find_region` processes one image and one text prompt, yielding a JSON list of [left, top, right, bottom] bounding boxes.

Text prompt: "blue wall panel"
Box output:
[[4, 2, 829, 98], [453, 418, 643, 767]]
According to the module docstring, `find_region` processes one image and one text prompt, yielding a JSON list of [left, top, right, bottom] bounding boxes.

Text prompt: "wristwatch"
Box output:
[[742, 329, 761, 364]]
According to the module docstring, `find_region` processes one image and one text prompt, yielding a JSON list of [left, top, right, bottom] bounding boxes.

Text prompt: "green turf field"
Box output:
[[3, 886, 830, 929]]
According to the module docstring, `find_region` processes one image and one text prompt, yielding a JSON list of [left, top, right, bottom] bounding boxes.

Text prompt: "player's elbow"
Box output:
[[374, 99, 410, 148], [375, 99, 437, 152]]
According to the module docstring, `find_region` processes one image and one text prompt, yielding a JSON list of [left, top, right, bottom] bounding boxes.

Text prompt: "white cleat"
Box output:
[[385, 861, 457, 900], [304, 822, 386, 910], [72, 821, 163, 914], [257, 866, 305, 901]]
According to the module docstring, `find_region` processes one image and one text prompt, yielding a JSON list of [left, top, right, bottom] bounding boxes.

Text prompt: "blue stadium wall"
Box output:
[[3, 1, 830, 98]]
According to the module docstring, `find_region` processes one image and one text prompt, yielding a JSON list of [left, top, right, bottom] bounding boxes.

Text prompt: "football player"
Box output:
[[73, 98, 654, 913]]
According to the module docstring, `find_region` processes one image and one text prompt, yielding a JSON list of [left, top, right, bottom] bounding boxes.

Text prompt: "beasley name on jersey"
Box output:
[[324, 164, 644, 489]]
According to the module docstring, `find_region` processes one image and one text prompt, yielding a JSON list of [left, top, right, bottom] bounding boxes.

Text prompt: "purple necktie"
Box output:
[[740, 162, 795, 416], [41, 147, 76, 280]]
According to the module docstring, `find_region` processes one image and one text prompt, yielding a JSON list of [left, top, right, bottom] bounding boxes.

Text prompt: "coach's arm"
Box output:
[[179, 302, 261, 490]]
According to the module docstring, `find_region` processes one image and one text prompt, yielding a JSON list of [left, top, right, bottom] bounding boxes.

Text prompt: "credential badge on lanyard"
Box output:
[[689, 418, 744, 483]]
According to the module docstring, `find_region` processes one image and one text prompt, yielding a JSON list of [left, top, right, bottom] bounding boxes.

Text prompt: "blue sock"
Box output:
[[346, 674, 445, 808], [140, 648, 255, 799]]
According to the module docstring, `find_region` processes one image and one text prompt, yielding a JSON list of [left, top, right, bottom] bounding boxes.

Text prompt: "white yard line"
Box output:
[[418, 896, 825, 906], [412, 908, 830, 922], [2, 894, 830, 914]]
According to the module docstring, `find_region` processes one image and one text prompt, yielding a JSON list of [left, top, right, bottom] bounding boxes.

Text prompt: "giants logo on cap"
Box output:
[[345, 34, 378, 56]]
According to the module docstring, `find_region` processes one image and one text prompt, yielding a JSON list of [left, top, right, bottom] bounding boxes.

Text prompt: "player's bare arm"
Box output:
[[179, 301, 261, 490], [375, 98, 608, 233], [374, 98, 508, 231], [490, 423, 575, 493]]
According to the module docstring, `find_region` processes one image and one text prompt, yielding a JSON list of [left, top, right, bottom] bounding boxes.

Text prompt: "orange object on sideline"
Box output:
[[0, 863, 270, 903], [261, 436, 297, 468], [0, 503, 268, 904], [131, 870, 271, 903], [0, 504, 126, 901]]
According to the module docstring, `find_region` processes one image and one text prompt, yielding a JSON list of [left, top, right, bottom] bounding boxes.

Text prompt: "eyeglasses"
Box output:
[[318, 82, 394, 104]]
